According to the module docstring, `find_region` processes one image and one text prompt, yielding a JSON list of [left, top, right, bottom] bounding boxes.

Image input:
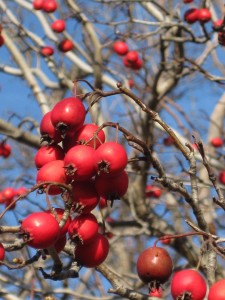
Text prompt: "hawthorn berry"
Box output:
[[208, 279, 225, 300], [68, 213, 99, 245], [21, 212, 60, 249], [41, 46, 54, 57], [51, 97, 86, 135], [210, 137, 223, 148], [113, 41, 129, 55], [184, 8, 199, 24], [51, 20, 66, 33], [136, 246, 173, 285], [74, 233, 109, 268], [36, 160, 67, 195], [171, 269, 207, 300]]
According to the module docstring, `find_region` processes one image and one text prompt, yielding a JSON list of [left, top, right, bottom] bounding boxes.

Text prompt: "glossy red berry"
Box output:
[[32, 0, 44, 10], [125, 51, 139, 63], [198, 8, 211, 23], [171, 269, 207, 300], [219, 171, 225, 184], [183, 0, 193, 3], [71, 180, 99, 214], [34, 145, 65, 169], [136, 246, 173, 284], [2, 187, 15, 202], [58, 39, 73, 52], [0, 143, 11, 158], [41, 46, 54, 57], [210, 137, 223, 148], [74, 124, 105, 149], [51, 97, 86, 135], [113, 41, 129, 55], [208, 279, 225, 300], [15, 187, 27, 197], [95, 170, 129, 200], [74, 233, 109, 267], [94, 142, 128, 176], [0, 243, 5, 261], [68, 213, 99, 245], [51, 20, 66, 33], [40, 111, 62, 144], [21, 212, 60, 249], [42, 0, 57, 13], [36, 160, 67, 195], [64, 145, 96, 182], [184, 8, 199, 24]]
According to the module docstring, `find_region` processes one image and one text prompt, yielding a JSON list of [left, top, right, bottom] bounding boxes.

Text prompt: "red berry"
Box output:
[[183, 0, 193, 3], [219, 171, 225, 185], [58, 39, 73, 52], [64, 145, 96, 182], [63, 124, 105, 151], [213, 19, 223, 28], [74, 233, 109, 267], [32, 0, 44, 10], [136, 246, 173, 284], [51, 20, 66, 33], [15, 187, 27, 197], [68, 213, 99, 245], [95, 170, 129, 200], [113, 41, 129, 55], [184, 8, 199, 24], [171, 269, 207, 300], [210, 137, 223, 148], [41, 46, 54, 57], [131, 58, 143, 70], [71, 180, 99, 214], [94, 142, 128, 176], [208, 279, 225, 300], [123, 56, 131, 68], [0, 243, 5, 261], [51, 97, 86, 135], [34, 145, 65, 169], [145, 185, 161, 198], [40, 111, 62, 144], [21, 212, 60, 249], [198, 8, 211, 23], [125, 51, 139, 63], [36, 160, 67, 195], [42, 0, 57, 13], [2, 187, 15, 202], [0, 143, 11, 158]]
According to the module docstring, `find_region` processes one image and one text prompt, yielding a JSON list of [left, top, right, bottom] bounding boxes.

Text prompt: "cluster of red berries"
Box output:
[[113, 41, 143, 70], [136, 244, 225, 299], [32, 0, 73, 55], [0, 186, 27, 209], [184, 7, 211, 24], [17, 95, 129, 268], [0, 142, 11, 158]]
